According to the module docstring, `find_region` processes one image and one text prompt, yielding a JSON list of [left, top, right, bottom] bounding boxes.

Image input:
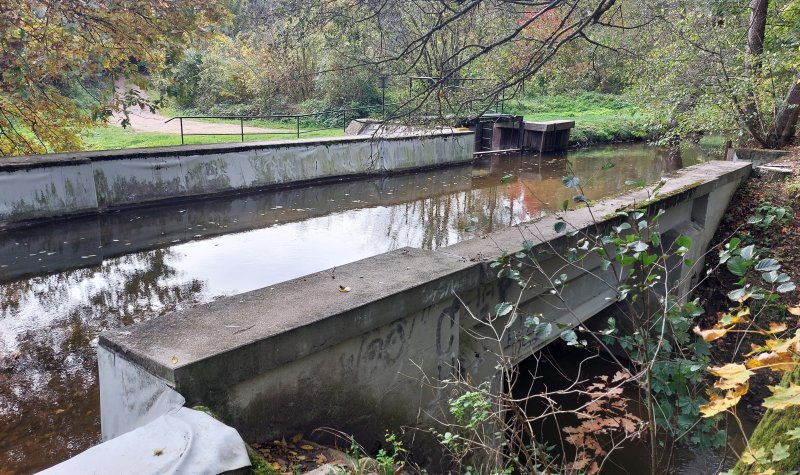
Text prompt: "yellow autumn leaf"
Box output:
[[300, 444, 314, 451], [693, 325, 729, 342], [290, 433, 303, 444], [752, 468, 776, 475], [746, 351, 795, 371], [766, 329, 800, 353], [763, 383, 800, 410], [709, 363, 753, 390], [171, 355, 178, 365], [699, 383, 748, 417], [788, 305, 800, 316]]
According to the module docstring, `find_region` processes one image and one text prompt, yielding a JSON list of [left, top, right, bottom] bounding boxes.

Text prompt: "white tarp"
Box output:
[[38, 407, 250, 475]]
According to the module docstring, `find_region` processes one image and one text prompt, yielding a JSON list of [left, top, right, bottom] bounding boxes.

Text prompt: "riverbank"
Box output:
[[694, 148, 800, 471], [77, 92, 664, 152]]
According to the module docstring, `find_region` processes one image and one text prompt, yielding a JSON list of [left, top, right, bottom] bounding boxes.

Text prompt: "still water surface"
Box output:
[[0, 144, 710, 473]]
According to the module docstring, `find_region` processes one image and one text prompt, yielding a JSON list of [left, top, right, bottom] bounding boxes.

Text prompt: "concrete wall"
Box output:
[[98, 160, 750, 464], [0, 166, 473, 282], [0, 132, 474, 229]]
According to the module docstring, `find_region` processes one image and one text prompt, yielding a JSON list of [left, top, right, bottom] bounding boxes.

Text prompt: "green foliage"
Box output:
[[507, 92, 652, 145], [448, 383, 492, 430]]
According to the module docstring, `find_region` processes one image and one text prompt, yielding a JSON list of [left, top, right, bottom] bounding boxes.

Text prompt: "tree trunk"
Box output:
[[748, 0, 768, 57], [742, 0, 770, 139], [767, 74, 800, 148]]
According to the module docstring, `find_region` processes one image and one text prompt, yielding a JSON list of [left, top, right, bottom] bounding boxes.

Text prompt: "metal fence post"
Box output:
[[240, 118, 244, 142], [179, 118, 184, 145], [296, 117, 300, 138]]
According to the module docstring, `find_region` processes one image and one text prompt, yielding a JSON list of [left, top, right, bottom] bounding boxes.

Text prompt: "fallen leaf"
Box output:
[[338, 285, 351, 292], [171, 355, 178, 365], [153, 448, 164, 456], [300, 444, 314, 451], [789, 305, 800, 316], [315, 454, 328, 464], [767, 321, 788, 333], [290, 434, 303, 444]]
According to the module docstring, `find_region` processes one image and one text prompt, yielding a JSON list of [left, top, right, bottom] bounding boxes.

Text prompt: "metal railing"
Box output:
[[164, 104, 394, 145]]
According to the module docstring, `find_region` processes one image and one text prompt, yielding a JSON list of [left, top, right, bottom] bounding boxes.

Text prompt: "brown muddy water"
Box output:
[[0, 143, 712, 473]]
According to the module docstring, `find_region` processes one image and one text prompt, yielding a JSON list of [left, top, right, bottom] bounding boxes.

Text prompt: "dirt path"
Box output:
[[110, 81, 289, 135]]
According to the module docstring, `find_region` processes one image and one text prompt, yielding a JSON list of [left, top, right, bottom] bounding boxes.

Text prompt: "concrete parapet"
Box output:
[[98, 160, 751, 464], [0, 132, 474, 229]]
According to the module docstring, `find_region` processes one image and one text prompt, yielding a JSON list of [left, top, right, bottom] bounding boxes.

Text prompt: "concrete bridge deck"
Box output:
[[97, 159, 751, 463]]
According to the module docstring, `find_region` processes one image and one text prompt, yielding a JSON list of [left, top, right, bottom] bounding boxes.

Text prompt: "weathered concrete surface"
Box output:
[[0, 166, 472, 282], [0, 132, 473, 229], [732, 148, 789, 167], [98, 160, 751, 464]]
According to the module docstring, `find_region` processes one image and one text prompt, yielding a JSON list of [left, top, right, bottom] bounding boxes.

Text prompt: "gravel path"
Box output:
[[111, 81, 289, 136]]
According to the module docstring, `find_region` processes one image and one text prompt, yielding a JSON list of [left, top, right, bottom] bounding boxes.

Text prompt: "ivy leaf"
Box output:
[[763, 383, 800, 410], [553, 221, 566, 233]]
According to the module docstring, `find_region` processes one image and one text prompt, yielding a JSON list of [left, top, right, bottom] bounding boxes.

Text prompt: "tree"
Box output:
[[276, 0, 626, 122], [629, 0, 800, 148], [0, 0, 224, 157]]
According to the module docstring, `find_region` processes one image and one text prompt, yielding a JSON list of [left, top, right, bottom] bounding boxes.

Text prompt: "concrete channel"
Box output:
[[95, 159, 751, 468]]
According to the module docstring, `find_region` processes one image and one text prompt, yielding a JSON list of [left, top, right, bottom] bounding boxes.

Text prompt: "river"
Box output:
[[0, 143, 711, 473]]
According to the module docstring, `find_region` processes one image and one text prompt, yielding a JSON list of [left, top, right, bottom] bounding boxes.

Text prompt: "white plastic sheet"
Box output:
[[38, 408, 250, 475]]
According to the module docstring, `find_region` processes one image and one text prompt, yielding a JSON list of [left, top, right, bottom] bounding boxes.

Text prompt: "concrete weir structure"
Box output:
[[0, 131, 473, 229], [98, 160, 751, 464]]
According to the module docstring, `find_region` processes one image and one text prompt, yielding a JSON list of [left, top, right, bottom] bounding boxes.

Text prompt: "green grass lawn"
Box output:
[[81, 126, 345, 151], [506, 91, 651, 145]]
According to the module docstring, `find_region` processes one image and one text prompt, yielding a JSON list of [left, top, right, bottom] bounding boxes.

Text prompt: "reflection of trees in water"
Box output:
[[0, 248, 206, 474], [380, 185, 523, 250]]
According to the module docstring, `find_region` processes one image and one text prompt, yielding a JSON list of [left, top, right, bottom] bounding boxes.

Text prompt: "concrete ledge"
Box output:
[[99, 248, 478, 392], [0, 131, 474, 228], [97, 160, 752, 455]]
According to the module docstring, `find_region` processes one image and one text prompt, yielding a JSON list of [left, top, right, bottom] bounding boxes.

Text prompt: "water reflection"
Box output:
[[0, 143, 706, 473]]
